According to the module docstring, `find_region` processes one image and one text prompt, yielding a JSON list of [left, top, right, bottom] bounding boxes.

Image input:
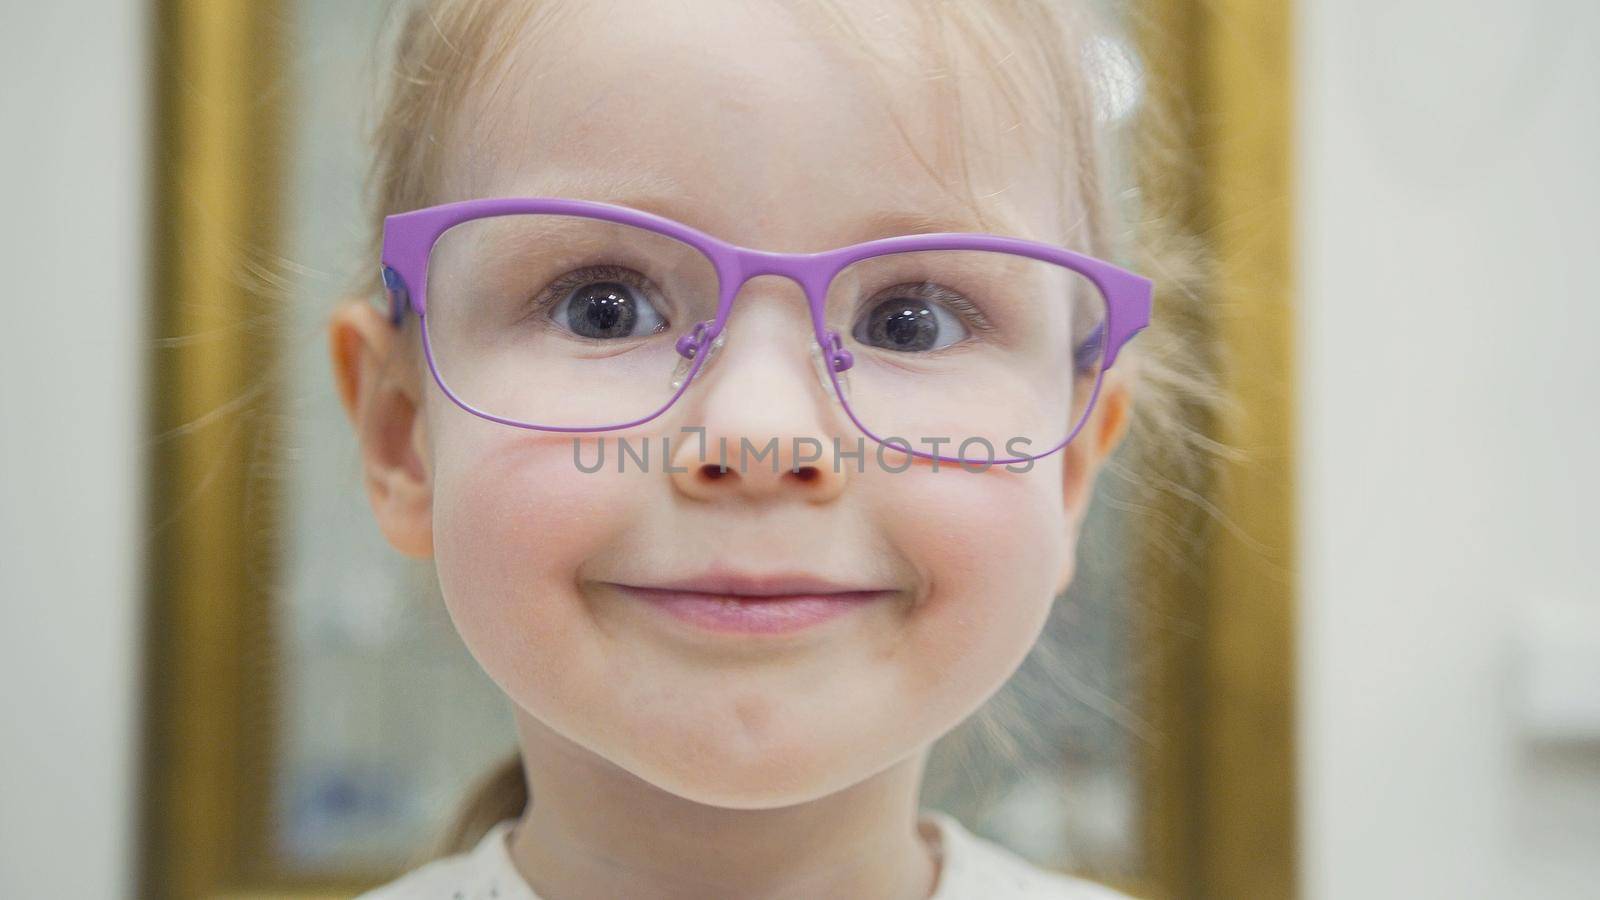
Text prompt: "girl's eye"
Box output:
[[851, 283, 976, 353], [543, 267, 669, 340]]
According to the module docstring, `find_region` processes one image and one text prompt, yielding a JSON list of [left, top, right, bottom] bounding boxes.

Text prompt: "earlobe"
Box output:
[[328, 299, 435, 559], [1093, 376, 1133, 462]]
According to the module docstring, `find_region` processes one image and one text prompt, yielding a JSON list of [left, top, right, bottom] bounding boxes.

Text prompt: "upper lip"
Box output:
[[614, 568, 893, 598]]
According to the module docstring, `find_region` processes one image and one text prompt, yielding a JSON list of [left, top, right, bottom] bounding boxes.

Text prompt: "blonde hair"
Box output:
[[362, 0, 1229, 860]]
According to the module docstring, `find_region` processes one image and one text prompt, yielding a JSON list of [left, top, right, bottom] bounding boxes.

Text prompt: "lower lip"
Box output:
[[615, 586, 889, 635]]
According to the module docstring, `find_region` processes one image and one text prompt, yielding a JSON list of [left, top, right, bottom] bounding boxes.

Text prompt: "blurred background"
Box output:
[[1, 1, 1595, 898]]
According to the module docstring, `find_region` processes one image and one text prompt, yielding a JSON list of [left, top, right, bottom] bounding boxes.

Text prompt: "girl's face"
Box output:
[[350, 0, 1131, 808]]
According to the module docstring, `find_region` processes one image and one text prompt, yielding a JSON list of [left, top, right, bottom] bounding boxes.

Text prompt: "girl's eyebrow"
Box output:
[[855, 206, 1030, 242]]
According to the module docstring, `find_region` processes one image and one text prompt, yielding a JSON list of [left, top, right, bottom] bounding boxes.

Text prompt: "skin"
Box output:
[[331, 2, 1133, 898]]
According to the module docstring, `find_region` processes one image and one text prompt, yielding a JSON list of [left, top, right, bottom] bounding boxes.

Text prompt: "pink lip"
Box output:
[[610, 570, 895, 635]]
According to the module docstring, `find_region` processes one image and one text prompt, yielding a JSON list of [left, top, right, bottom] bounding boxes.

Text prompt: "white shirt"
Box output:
[[358, 809, 1135, 899]]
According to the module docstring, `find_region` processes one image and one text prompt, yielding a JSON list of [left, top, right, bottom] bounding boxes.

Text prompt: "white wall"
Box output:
[[0, 3, 146, 899], [1297, 1, 1600, 898]]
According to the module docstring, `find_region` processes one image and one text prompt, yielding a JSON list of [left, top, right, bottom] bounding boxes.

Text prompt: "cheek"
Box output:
[[868, 462, 1070, 713], [430, 425, 633, 704]]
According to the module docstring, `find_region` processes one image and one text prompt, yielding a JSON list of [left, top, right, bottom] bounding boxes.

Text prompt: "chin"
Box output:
[[612, 726, 892, 811], [631, 758, 860, 811]]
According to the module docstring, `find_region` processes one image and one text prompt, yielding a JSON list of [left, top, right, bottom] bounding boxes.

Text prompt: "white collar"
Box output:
[[455, 807, 1126, 899]]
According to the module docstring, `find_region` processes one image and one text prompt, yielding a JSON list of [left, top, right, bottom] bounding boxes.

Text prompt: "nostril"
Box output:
[[693, 462, 824, 484]]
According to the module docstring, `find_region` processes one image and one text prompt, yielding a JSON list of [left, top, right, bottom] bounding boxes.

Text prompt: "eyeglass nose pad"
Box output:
[[670, 321, 854, 400], [811, 330, 854, 402], [670, 320, 726, 391]]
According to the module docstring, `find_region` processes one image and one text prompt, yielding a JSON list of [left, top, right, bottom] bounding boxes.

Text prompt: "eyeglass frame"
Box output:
[[380, 196, 1151, 466]]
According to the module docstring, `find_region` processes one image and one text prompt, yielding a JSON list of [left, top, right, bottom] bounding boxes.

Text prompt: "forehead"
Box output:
[[440, 0, 1071, 251]]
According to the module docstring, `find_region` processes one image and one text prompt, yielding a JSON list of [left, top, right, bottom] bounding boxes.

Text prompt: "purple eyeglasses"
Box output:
[[381, 197, 1151, 466]]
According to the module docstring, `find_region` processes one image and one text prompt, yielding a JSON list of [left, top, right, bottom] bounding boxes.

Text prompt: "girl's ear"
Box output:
[[329, 298, 434, 558], [1055, 371, 1133, 595]]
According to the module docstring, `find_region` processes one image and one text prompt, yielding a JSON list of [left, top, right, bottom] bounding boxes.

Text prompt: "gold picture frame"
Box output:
[[1132, 1, 1298, 897], [140, 2, 1295, 897]]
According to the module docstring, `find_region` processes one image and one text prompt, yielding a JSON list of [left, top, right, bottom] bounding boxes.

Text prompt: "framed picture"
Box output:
[[141, 2, 1294, 897]]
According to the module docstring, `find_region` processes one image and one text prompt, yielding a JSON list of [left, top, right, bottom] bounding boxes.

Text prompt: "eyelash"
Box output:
[[522, 264, 662, 325], [866, 281, 997, 336]]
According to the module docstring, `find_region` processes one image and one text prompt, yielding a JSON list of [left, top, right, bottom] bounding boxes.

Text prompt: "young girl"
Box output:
[[330, 0, 1215, 896]]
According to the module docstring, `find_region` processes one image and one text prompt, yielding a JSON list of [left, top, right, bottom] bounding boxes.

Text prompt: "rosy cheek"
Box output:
[[429, 427, 635, 696], [864, 465, 1067, 694], [891, 463, 1065, 594]]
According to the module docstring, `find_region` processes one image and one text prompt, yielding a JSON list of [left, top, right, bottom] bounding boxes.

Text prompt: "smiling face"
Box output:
[[340, 0, 1133, 810]]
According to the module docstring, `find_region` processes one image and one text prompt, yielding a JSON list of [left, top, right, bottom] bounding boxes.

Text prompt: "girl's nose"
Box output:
[[666, 286, 851, 504]]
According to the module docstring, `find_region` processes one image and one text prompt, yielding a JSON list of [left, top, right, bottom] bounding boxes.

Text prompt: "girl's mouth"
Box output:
[[607, 570, 896, 635]]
